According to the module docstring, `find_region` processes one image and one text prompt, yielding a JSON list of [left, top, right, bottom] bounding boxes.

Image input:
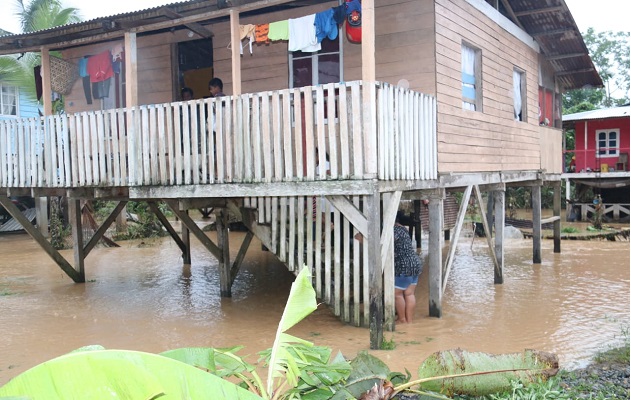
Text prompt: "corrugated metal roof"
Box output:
[[563, 105, 630, 122], [0, 208, 36, 233]]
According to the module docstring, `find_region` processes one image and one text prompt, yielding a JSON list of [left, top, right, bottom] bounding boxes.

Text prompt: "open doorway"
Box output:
[[175, 38, 214, 101]]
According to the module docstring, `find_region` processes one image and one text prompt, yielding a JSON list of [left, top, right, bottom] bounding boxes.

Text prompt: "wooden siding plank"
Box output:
[[272, 91, 283, 181], [261, 94, 272, 183], [326, 83, 338, 180], [282, 89, 293, 180], [339, 84, 350, 179]]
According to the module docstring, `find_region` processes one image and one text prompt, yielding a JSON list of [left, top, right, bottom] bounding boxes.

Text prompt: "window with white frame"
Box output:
[[513, 68, 526, 121], [596, 129, 619, 157], [462, 43, 482, 111], [0, 84, 17, 116], [289, 37, 341, 88]]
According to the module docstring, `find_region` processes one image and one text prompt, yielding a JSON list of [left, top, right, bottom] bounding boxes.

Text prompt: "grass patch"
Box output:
[[594, 327, 630, 365], [380, 336, 397, 350], [561, 226, 579, 233]]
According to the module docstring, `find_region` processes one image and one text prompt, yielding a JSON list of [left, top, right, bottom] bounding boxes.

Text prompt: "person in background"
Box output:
[[354, 211, 422, 324], [181, 87, 194, 101], [208, 78, 225, 98], [392, 211, 422, 324]]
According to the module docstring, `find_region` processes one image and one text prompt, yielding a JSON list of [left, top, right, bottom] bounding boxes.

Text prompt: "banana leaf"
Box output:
[[416, 348, 559, 396], [266, 267, 318, 396], [330, 352, 391, 400], [0, 349, 263, 400]]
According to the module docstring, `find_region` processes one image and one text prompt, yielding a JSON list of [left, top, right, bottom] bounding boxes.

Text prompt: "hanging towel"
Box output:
[[239, 24, 256, 54], [314, 9, 338, 43], [268, 20, 289, 41], [288, 14, 320, 52], [255, 23, 270, 43], [87, 50, 113, 83], [78, 57, 89, 77]]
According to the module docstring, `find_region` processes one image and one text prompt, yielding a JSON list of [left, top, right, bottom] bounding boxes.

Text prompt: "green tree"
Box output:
[[563, 28, 630, 111], [0, 0, 81, 103]]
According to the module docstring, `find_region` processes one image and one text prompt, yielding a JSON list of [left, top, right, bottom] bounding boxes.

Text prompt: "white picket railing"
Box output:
[[0, 81, 436, 189]]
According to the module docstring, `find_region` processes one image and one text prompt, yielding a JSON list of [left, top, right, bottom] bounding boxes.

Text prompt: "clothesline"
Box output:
[[234, 0, 361, 54]]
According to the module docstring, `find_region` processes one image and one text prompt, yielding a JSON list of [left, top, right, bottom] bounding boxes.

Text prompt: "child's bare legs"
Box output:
[[403, 284, 417, 323], [395, 288, 406, 323]]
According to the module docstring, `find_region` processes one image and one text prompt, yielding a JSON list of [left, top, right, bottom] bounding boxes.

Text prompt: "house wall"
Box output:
[[434, 0, 545, 173], [0, 84, 39, 120], [572, 117, 630, 172]]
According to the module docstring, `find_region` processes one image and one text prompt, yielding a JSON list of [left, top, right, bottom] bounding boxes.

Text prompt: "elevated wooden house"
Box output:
[[0, 0, 601, 347], [562, 105, 630, 222]]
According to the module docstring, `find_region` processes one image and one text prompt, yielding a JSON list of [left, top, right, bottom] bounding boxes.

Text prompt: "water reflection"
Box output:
[[0, 232, 628, 385]]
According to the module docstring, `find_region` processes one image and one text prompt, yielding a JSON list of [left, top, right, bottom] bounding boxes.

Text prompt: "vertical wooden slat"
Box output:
[[103, 112, 113, 186], [306, 195, 314, 279], [333, 209, 341, 317], [288, 197, 296, 271], [351, 83, 363, 178], [166, 103, 175, 184], [140, 107, 151, 185], [8, 121, 15, 186], [126, 108, 137, 185], [216, 98, 225, 183], [97, 113, 107, 185], [282, 90, 293, 180], [293, 88, 304, 180], [279, 196, 287, 262], [258, 197, 265, 224], [242, 95, 252, 181], [297, 196, 305, 270], [17, 119, 26, 186], [265, 196, 272, 224], [173, 104, 183, 185], [76, 115, 85, 185], [118, 110, 128, 186], [181, 103, 191, 184], [190, 101, 199, 185], [377, 85, 384, 180], [353, 195, 361, 326], [224, 97, 233, 182], [413, 92, 420, 180], [198, 100, 208, 184], [326, 83, 338, 179], [62, 116, 71, 186], [406, 89, 414, 179], [234, 96, 244, 182], [261, 94, 272, 183], [324, 200, 332, 303], [315, 87, 326, 180], [304, 88, 315, 180], [363, 196, 370, 326], [315, 197, 323, 297], [252, 94, 262, 182], [89, 113, 99, 184], [109, 112, 120, 185], [158, 105, 167, 184], [1, 122, 7, 186], [343, 209, 351, 322], [271, 197, 278, 253], [272, 91, 283, 181], [338, 84, 350, 179]]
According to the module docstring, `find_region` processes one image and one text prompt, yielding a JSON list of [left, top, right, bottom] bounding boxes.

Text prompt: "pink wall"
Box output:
[[571, 116, 630, 172]]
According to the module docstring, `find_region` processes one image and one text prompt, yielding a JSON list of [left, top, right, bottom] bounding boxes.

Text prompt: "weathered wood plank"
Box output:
[[338, 84, 350, 179], [272, 91, 283, 182]]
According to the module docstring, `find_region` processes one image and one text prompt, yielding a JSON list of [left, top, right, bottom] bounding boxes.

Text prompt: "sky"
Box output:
[[0, 0, 628, 35]]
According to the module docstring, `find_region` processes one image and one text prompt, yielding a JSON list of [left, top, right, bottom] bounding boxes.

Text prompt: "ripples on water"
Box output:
[[0, 232, 628, 384]]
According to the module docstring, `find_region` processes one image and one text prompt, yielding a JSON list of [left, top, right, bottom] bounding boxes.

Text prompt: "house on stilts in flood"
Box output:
[[0, 0, 602, 348]]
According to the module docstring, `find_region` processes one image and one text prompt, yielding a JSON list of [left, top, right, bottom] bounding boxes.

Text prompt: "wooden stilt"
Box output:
[[473, 185, 501, 277], [532, 185, 542, 264], [69, 199, 86, 282], [366, 188, 382, 349], [380, 191, 401, 332], [231, 231, 253, 283], [216, 209, 232, 297], [553, 183, 561, 253], [35, 197, 49, 238], [428, 189, 444, 318], [116, 205, 127, 232], [181, 215, 192, 264], [83, 201, 126, 257], [493, 190, 505, 284], [0, 196, 82, 282], [413, 199, 422, 250]]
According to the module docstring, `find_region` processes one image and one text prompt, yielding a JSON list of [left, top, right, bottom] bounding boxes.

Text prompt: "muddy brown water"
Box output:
[[0, 228, 629, 385]]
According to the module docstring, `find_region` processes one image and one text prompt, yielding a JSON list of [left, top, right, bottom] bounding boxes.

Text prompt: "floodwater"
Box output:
[[0, 227, 629, 385]]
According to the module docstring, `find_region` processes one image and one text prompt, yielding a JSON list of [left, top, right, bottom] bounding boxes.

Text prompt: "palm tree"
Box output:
[[1, 0, 81, 103]]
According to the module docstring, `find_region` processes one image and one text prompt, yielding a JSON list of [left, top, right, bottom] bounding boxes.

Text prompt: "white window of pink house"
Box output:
[[596, 129, 619, 157]]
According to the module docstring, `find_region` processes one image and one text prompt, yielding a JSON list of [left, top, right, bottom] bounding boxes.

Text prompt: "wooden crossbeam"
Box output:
[[147, 201, 187, 255], [83, 201, 126, 257], [442, 185, 472, 291], [166, 200, 222, 260]]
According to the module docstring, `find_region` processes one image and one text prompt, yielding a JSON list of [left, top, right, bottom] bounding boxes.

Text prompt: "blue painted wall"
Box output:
[[0, 84, 40, 121]]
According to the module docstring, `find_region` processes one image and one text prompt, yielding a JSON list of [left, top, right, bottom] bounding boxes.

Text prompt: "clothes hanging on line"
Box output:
[[87, 50, 113, 83], [239, 24, 256, 54], [288, 14, 320, 52], [314, 8, 338, 43], [255, 23, 270, 43], [268, 20, 289, 41]]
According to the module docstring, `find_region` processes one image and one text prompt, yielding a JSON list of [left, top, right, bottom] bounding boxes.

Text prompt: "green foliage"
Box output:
[[561, 226, 579, 234], [563, 29, 630, 110], [594, 326, 630, 365], [49, 197, 70, 250], [380, 337, 397, 350]]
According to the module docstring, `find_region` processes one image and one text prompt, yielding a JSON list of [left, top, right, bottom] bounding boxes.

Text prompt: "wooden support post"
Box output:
[[413, 200, 422, 250], [492, 190, 505, 284], [428, 189, 444, 318], [181, 213, 192, 264], [553, 183, 561, 253], [216, 209, 232, 297], [361, 0, 377, 177], [167, 202, 222, 261], [473, 185, 501, 277], [532, 185, 542, 264], [38, 46, 52, 237], [443, 185, 471, 291], [380, 191, 401, 332], [366, 188, 382, 349], [0, 197, 82, 282], [229, 9, 242, 96], [116, 205, 127, 232], [68, 199, 86, 282], [124, 32, 138, 108]]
